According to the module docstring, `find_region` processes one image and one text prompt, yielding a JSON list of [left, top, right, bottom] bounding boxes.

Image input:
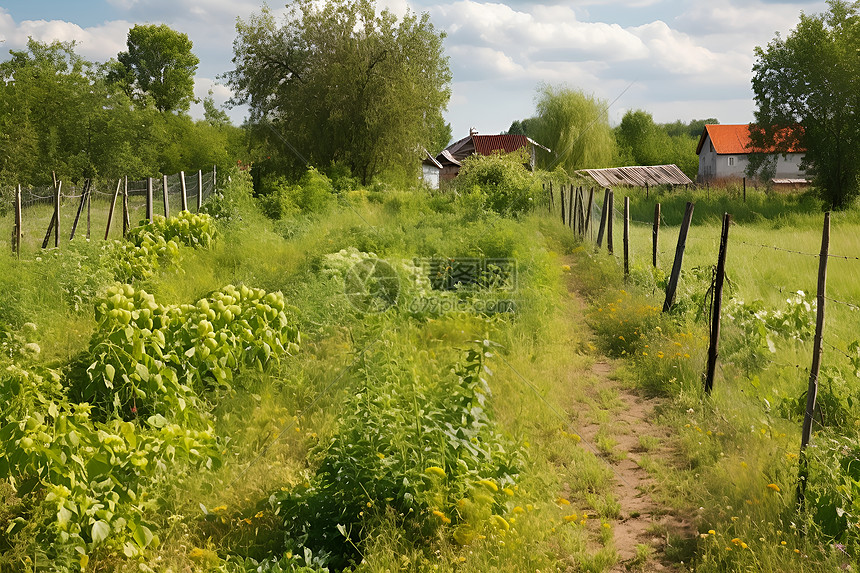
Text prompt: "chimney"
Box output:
[[469, 127, 478, 136]]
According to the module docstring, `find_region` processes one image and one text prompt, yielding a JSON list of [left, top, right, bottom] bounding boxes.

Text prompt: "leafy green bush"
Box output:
[[77, 283, 300, 423], [260, 340, 520, 569], [455, 151, 542, 217], [260, 169, 335, 219]]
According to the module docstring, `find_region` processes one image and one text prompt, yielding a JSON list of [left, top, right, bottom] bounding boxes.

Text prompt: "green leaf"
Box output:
[[91, 520, 110, 544], [105, 363, 115, 382], [132, 524, 154, 548]]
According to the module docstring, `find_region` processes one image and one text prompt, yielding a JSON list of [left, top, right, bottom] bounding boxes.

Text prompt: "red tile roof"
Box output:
[[472, 134, 531, 156], [696, 124, 805, 155]]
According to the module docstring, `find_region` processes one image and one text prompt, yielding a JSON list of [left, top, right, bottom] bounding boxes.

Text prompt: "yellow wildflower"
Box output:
[[425, 466, 446, 478], [767, 483, 781, 492], [477, 479, 498, 492]]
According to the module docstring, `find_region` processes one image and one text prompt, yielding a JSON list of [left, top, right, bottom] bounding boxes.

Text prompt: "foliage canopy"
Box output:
[[750, 0, 860, 209], [111, 24, 200, 113], [225, 0, 452, 185]]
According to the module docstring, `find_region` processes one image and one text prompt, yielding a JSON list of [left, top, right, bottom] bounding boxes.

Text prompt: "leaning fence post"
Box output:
[[662, 201, 695, 312], [568, 186, 575, 231], [105, 178, 121, 240], [584, 187, 594, 239], [560, 184, 566, 226], [652, 203, 661, 268], [123, 176, 130, 235], [86, 179, 91, 239], [607, 191, 615, 255], [54, 181, 61, 248], [13, 184, 22, 257], [70, 180, 89, 240], [704, 213, 731, 394], [623, 196, 630, 277], [796, 212, 830, 512], [596, 188, 610, 248]]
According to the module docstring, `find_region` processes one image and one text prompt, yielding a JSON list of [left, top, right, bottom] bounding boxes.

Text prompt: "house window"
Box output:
[[728, 156, 735, 167]]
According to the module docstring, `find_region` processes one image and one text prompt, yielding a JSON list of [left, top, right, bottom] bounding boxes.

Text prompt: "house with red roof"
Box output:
[[436, 129, 551, 182], [696, 124, 807, 183]]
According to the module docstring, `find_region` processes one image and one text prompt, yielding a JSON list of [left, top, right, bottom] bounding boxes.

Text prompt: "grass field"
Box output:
[[1, 174, 858, 572]]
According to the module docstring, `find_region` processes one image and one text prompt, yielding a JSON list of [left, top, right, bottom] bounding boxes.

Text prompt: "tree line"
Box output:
[[506, 85, 714, 181], [0, 27, 242, 189], [0, 0, 855, 209]]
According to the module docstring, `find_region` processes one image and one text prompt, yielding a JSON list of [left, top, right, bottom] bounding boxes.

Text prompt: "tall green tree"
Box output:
[[225, 0, 451, 184], [529, 85, 614, 174], [750, 0, 859, 209], [111, 24, 199, 113]]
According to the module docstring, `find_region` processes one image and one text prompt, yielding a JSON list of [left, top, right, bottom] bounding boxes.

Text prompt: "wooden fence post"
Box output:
[[743, 177, 747, 203], [560, 185, 566, 226], [662, 201, 695, 312], [796, 212, 830, 512], [13, 185, 22, 257], [162, 174, 169, 218], [596, 188, 610, 248], [86, 179, 91, 239], [607, 191, 615, 255], [146, 177, 153, 222], [105, 178, 121, 240], [584, 187, 594, 239], [645, 181, 650, 200], [180, 171, 188, 212], [42, 181, 60, 249], [54, 181, 61, 248], [70, 180, 90, 240], [704, 213, 731, 394], [623, 196, 630, 277], [197, 170, 203, 212], [549, 181, 554, 213], [213, 164, 217, 191], [652, 203, 661, 268], [123, 176, 130, 235], [568, 186, 574, 230]]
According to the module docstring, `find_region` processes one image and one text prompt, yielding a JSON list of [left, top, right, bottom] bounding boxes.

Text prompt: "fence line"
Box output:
[[541, 181, 859, 515], [5, 167, 217, 256]]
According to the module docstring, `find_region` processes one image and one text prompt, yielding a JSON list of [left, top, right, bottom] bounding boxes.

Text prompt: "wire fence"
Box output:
[[543, 181, 860, 511], [3, 168, 218, 256]]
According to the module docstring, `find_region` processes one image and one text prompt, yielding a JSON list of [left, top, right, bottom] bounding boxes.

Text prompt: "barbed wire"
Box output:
[[822, 295, 860, 311]]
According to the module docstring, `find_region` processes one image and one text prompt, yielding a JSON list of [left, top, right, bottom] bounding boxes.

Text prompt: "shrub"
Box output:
[[260, 169, 335, 219], [455, 150, 542, 217]]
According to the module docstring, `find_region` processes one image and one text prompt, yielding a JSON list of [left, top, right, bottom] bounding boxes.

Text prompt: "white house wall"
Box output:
[[697, 134, 806, 182]]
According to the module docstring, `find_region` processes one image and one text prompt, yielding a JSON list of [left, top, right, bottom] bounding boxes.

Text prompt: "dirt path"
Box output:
[[565, 273, 695, 571]]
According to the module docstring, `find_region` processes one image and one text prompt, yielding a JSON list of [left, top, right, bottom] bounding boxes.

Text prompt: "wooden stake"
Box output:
[[623, 196, 630, 277], [86, 179, 91, 239], [568, 186, 574, 230], [197, 170, 203, 212], [54, 181, 61, 248], [607, 191, 615, 255], [645, 181, 650, 200], [596, 188, 610, 248], [584, 187, 594, 239], [41, 181, 59, 249], [652, 203, 661, 268], [797, 212, 830, 512], [13, 185, 22, 257], [743, 177, 747, 203], [106, 178, 121, 240], [146, 177, 153, 222], [123, 176, 130, 235], [560, 184, 566, 225], [70, 180, 89, 240], [704, 213, 731, 394], [162, 174, 169, 218], [180, 171, 188, 211], [549, 181, 554, 213], [662, 201, 695, 312]]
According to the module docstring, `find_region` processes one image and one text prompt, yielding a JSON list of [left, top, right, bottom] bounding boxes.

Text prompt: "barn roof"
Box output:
[[696, 124, 805, 155], [422, 148, 443, 169], [576, 165, 692, 187]]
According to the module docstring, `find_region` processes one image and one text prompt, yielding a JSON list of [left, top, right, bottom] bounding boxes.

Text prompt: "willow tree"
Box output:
[[530, 85, 614, 174], [225, 0, 451, 184]]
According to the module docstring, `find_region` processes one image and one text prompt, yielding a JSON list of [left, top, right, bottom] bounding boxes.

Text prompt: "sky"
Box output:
[[0, 0, 827, 141]]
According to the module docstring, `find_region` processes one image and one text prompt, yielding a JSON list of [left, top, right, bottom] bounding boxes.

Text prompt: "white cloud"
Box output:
[[0, 11, 131, 62]]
